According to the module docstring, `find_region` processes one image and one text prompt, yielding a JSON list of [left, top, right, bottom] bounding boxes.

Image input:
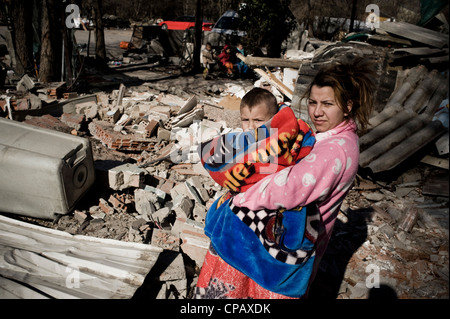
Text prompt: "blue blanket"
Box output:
[[204, 196, 320, 298]]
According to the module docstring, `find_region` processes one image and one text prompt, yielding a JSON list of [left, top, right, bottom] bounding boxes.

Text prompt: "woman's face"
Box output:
[[308, 85, 350, 132]]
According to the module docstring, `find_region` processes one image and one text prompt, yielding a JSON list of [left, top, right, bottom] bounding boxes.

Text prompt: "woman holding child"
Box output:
[[195, 57, 376, 299]]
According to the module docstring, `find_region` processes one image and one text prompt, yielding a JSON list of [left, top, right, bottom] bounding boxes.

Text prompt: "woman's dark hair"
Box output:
[[302, 57, 377, 134]]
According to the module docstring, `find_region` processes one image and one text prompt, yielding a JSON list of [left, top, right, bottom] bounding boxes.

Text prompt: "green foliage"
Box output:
[[236, 0, 296, 57]]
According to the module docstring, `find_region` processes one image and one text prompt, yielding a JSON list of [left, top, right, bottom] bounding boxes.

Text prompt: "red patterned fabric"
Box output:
[[195, 246, 297, 299]]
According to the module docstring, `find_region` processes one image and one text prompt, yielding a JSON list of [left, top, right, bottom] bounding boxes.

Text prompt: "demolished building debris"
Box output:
[[0, 18, 448, 299]]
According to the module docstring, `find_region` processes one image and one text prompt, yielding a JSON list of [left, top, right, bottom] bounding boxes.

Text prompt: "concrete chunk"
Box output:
[[172, 195, 194, 219], [186, 176, 210, 203], [108, 163, 146, 190], [134, 188, 158, 217], [151, 228, 180, 251]]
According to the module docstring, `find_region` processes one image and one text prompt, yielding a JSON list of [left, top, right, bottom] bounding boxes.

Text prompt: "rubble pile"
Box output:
[[311, 171, 448, 299], [1, 75, 257, 299], [1, 72, 446, 299]]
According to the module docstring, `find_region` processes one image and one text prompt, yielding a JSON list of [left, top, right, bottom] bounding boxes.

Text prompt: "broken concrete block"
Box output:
[[85, 103, 99, 120], [172, 195, 194, 219], [171, 127, 192, 147], [134, 188, 158, 217], [115, 113, 132, 126], [75, 101, 97, 115], [15, 93, 42, 110], [172, 217, 210, 267], [132, 217, 148, 231], [143, 185, 167, 202], [147, 107, 170, 122], [186, 176, 210, 203], [145, 119, 159, 137], [156, 127, 171, 142], [172, 217, 205, 236], [61, 113, 85, 130], [74, 210, 88, 223], [151, 228, 180, 251], [153, 206, 171, 220], [99, 198, 114, 215], [116, 83, 126, 107], [159, 179, 175, 195], [187, 145, 201, 163], [16, 74, 35, 92], [158, 93, 185, 107], [108, 163, 146, 190], [108, 194, 127, 211], [192, 162, 211, 177], [190, 120, 223, 144], [106, 108, 122, 123], [192, 202, 207, 223], [170, 183, 192, 201]]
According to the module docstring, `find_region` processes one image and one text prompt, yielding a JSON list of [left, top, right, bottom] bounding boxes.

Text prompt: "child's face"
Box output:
[[206, 44, 212, 51], [240, 104, 273, 132]]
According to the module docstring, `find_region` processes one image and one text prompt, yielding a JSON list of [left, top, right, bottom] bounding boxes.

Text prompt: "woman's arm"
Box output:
[[232, 136, 358, 211]]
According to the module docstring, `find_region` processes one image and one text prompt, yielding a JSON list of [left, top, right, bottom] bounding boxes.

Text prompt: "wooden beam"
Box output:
[[0, 214, 163, 299], [420, 155, 449, 170], [379, 21, 449, 49], [254, 68, 293, 100], [236, 52, 308, 69]]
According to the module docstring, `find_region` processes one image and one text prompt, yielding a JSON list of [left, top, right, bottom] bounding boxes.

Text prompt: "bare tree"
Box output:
[[9, 0, 34, 76], [89, 0, 107, 66], [193, 0, 203, 73]]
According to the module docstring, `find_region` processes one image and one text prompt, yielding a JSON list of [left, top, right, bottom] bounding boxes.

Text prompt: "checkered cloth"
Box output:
[[230, 202, 320, 265]]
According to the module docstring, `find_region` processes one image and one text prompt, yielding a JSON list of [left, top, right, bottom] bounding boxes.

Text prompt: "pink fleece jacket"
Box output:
[[232, 119, 360, 281]]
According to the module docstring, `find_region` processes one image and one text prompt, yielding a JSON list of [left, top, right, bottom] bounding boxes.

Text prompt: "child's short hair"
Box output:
[[240, 87, 278, 116]]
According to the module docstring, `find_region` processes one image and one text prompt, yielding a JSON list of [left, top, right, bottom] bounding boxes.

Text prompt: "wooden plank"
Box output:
[[254, 68, 293, 100], [420, 155, 449, 170], [265, 68, 295, 99], [0, 214, 163, 299], [236, 52, 308, 69], [393, 47, 446, 56], [379, 21, 449, 49]]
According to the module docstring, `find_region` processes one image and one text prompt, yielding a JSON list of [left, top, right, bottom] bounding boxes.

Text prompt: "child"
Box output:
[[196, 88, 318, 299], [234, 43, 248, 76], [217, 44, 234, 77], [201, 42, 217, 79], [240, 86, 278, 132]]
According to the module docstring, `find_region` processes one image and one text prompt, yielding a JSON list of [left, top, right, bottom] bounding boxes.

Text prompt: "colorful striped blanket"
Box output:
[[198, 105, 320, 297]]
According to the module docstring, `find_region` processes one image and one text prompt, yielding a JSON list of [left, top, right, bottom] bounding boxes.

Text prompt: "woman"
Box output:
[[195, 57, 376, 299]]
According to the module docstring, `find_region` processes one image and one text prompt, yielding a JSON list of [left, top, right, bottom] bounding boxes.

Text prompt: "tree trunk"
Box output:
[[90, 0, 107, 66], [193, 0, 203, 73], [349, 0, 358, 33], [39, 0, 62, 83], [9, 0, 34, 76]]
